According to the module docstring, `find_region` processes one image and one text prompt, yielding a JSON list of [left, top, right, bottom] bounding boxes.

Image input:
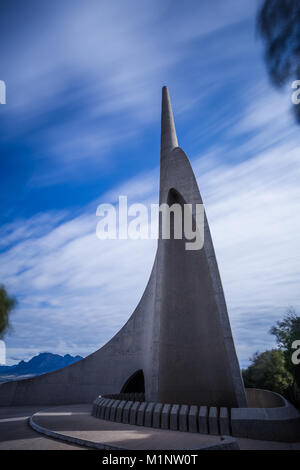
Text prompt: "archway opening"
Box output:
[[121, 369, 145, 393]]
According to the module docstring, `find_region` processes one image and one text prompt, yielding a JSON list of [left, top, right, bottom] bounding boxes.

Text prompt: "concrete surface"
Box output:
[[94, 391, 300, 442], [219, 407, 230, 435], [188, 405, 198, 433], [152, 402, 163, 428], [198, 406, 208, 434], [230, 388, 300, 442]]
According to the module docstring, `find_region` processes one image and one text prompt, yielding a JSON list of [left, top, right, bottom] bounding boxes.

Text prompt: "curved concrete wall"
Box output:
[[0, 260, 158, 406], [92, 394, 232, 436], [245, 388, 285, 408], [231, 389, 300, 442]]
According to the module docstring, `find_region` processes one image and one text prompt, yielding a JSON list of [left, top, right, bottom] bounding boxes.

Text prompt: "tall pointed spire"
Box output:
[[160, 86, 178, 157]]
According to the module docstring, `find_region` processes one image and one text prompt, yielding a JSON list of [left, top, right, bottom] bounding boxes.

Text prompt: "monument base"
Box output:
[[91, 389, 300, 443]]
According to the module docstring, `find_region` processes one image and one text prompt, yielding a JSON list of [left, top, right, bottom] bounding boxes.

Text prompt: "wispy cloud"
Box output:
[[1, 0, 256, 186]]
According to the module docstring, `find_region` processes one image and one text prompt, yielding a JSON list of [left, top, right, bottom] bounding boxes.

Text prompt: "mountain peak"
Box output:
[[0, 352, 83, 382]]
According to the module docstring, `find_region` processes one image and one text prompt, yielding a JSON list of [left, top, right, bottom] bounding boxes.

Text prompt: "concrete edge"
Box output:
[[29, 409, 238, 450], [29, 413, 123, 450], [93, 392, 300, 442]]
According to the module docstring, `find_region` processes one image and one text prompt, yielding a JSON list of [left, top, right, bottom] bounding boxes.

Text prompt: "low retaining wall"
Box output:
[[91, 390, 300, 442], [92, 394, 231, 436], [245, 388, 285, 408], [232, 390, 300, 442]]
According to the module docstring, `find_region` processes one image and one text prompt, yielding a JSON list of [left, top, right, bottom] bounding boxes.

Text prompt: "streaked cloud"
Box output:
[[1, 0, 257, 186]]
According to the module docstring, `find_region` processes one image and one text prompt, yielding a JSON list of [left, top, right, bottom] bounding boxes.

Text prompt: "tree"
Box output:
[[0, 285, 17, 338], [270, 307, 300, 388], [257, 0, 300, 122], [242, 308, 300, 406], [242, 349, 293, 396]]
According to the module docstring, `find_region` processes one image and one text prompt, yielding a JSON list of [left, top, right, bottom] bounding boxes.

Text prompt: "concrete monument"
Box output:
[[0, 87, 246, 408], [1, 87, 300, 444]]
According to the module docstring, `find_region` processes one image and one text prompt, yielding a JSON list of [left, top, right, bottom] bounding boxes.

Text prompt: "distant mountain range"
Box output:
[[0, 352, 83, 382]]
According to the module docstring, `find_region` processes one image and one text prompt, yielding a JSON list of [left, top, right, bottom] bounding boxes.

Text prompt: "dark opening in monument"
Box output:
[[166, 188, 196, 239], [121, 370, 145, 393]]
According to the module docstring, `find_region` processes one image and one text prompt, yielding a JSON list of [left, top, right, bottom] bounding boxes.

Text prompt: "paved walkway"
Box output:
[[30, 404, 227, 450], [1, 404, 300, 450]]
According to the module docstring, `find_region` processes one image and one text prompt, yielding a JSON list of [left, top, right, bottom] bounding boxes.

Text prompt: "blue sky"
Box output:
[[1, 0, 300, 367]]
